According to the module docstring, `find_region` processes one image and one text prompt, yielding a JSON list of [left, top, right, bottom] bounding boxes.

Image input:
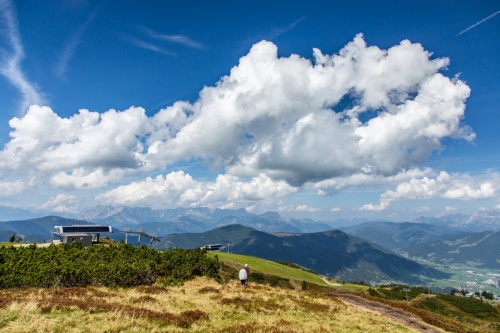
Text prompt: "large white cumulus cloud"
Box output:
[[5, 105, 147, 171], [360, 171, 498, 211], [96, 171, 296, 209], [382, 172, 497, 201], [146, 34, 473, 185], [0, 35, 476, 207], [0, 105, 147, 188]]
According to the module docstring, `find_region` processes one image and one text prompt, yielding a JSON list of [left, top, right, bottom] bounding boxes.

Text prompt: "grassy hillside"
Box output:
[[367, 285, 500, 332], [209, 252, 330, 286], [0, 277, 431, 333], [209, 252, 369, 291], [1, 245, 498, 332]]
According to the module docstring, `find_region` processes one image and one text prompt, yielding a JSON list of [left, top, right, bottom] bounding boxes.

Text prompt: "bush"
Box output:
[[160, 276, 185, 287], [249, 271, 293, 289], [368, 285, 427, 301], [368, 288, 381, 297], [437, 294, 499, 319], [415, 297, 449, 314], [0, 243, 219, 288]]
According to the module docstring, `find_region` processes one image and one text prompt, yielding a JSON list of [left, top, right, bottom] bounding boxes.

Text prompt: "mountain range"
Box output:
[[76, 205, 333, 234], [2, 205, 499, 234], [0, 216, 94, 242], [405, 230, 500, 269], [1, 205, 499, 285], [415, 211, 500, 232], [339, 221, 500, 269], [340, 221, 464, 251], [156, 224, 448, 285]]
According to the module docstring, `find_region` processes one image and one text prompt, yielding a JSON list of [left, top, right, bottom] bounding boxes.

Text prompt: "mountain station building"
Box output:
[[53, 225, 113, 247]]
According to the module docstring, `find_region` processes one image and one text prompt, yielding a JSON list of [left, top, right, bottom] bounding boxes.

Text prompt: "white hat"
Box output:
[[244, 264, 248, 267]]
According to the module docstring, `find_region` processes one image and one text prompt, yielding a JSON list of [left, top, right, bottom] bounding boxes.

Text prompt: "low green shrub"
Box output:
[[368, 288, 381, 297], [0, 243, 219, 288], [249, 271, 293, 289], [437, 294, 499, 319], [415, 297, 449, 315]]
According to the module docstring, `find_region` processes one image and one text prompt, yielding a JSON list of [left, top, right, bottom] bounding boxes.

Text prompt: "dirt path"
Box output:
[[320, 276, 342, 286], [325, 292, 446, 333]]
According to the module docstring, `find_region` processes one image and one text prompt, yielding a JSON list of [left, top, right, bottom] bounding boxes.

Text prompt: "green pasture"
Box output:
[[208, 252, 368, 291]]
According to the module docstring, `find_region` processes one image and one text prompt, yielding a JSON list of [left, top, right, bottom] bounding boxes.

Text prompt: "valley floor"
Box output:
[[410, 256, 500, 294]]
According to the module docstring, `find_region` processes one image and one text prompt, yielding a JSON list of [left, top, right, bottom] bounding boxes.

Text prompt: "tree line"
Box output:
[[0, 243, 219, 288]]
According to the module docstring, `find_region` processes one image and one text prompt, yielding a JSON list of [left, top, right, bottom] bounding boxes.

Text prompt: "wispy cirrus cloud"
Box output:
[[139, 26, 203, 49], [54, 10, 97, 80], [118, 33, 174, 55], [268, 16, 306, 39], [457, 10, 500, 36], [236, 16, 306, 58], [119, 26, 202, 55], [0, 0, 45, 114]]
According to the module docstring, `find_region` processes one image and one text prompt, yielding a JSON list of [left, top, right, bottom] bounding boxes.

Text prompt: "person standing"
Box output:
[[238, 267, 248, 285], [244, 264, 250, 284]]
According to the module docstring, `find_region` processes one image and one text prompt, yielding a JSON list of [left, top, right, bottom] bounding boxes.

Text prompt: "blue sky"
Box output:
[[0, 0, 498, 221]]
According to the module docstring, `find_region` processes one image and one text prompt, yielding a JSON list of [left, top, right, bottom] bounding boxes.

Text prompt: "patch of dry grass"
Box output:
[[0, 277, 421, 332]]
